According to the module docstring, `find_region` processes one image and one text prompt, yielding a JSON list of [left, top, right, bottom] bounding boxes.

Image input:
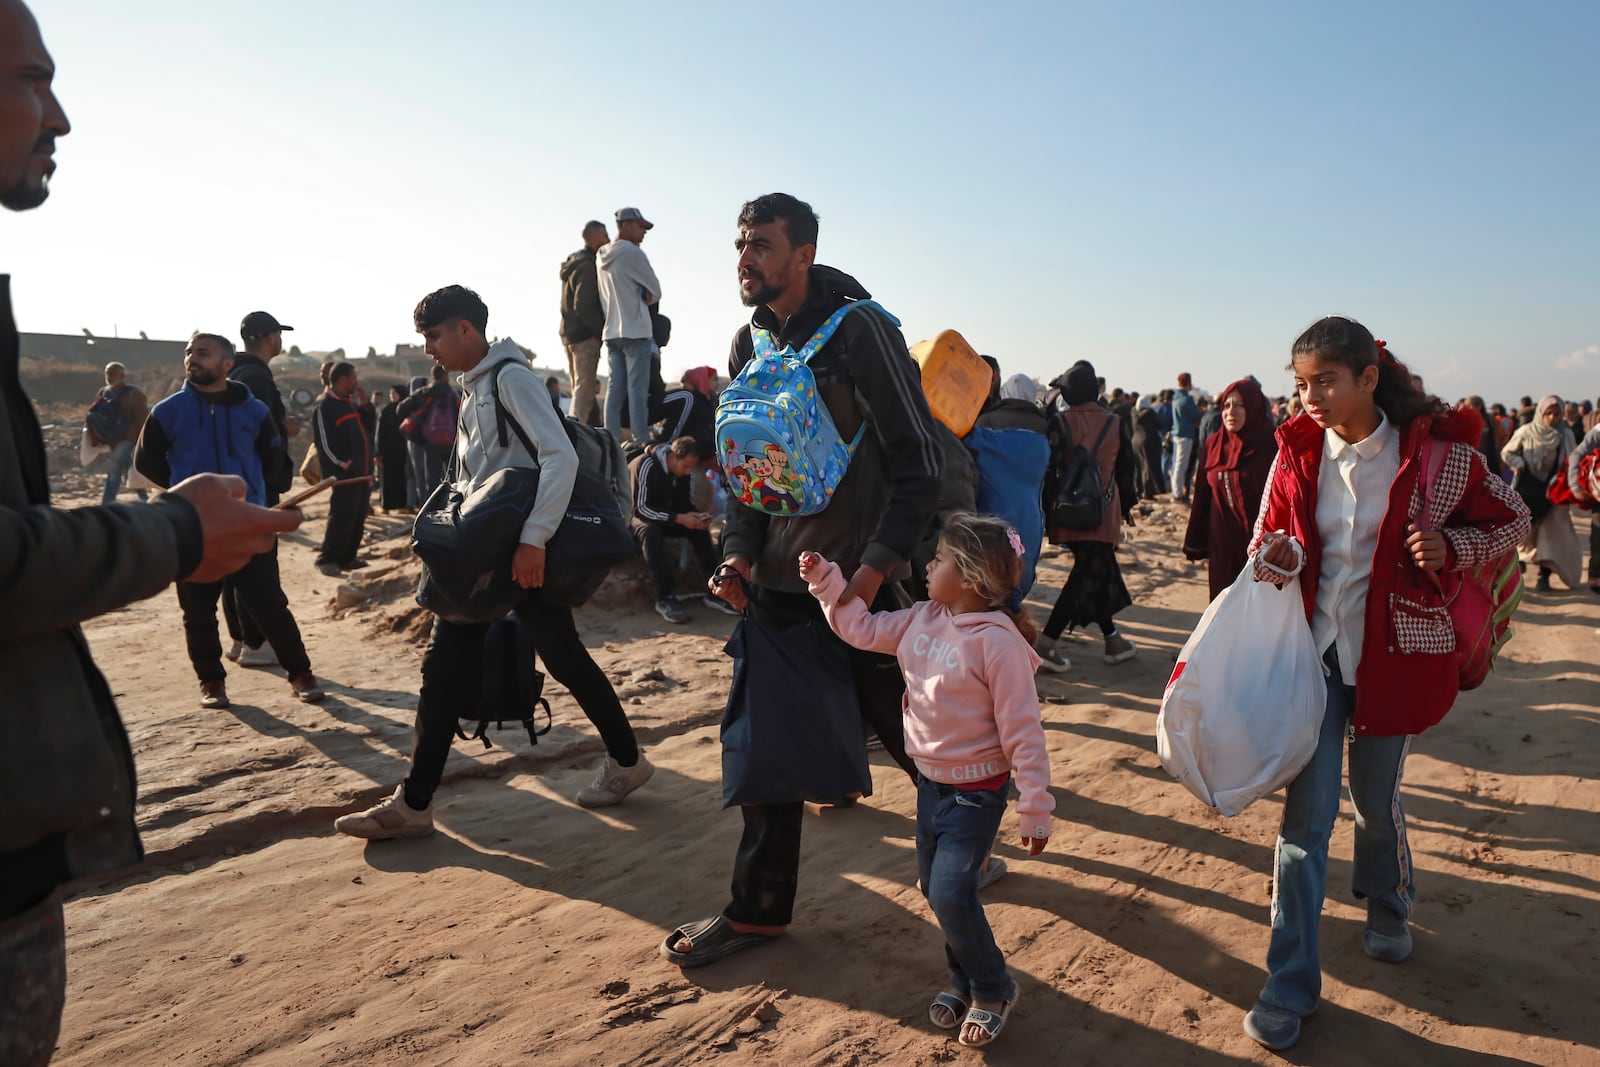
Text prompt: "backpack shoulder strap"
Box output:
[[797, 299, 899, 362], [489, 360, 540, 463], [1089, 410, 1116, 452]]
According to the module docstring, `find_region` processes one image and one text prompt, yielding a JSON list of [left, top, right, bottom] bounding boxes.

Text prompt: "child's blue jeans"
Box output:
[[1260, 649, 1414, 1017], [916, 776, 1014, 1003]]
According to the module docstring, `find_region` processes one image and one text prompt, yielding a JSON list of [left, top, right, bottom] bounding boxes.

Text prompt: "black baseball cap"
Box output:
[[240, 311, 294, 342]]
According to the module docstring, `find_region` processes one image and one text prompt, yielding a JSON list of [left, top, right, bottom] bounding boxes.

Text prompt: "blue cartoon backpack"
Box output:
[[716, 300, 896, 517]]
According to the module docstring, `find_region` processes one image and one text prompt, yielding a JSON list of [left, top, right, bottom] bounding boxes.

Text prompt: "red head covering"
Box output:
[[1206, 378, 1276, 473], [682, 366, 718, 397]]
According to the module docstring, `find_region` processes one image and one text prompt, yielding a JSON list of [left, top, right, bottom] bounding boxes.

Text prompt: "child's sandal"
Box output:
[[928, 990, 970, 1030], [958, 987, 1020, 1048]]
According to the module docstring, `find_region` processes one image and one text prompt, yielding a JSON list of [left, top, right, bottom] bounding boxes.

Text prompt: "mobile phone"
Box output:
[[274, 475, 338, 510]]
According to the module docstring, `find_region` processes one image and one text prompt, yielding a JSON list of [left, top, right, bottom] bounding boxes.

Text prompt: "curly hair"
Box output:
[[413, 284, 489, 336]]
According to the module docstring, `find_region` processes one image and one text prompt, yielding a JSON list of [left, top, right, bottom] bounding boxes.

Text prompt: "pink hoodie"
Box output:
[[807, 559, 1054, 840]]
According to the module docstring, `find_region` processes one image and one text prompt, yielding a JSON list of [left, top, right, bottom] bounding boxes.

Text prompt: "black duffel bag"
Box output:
[[413, 465, 541, 624], [413, 359, 636, 622]]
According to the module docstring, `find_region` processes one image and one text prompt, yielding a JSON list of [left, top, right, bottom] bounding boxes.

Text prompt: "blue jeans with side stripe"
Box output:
[[1260, 648, 1415, 1016]]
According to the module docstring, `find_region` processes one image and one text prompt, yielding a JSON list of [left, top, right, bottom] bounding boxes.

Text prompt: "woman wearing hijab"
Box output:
[[1035, 361, 1138, 671], [374, 383, 412, 513], [1130, 395, 1167, 500], [1503, 395, 1581, 591], [1182, 378, 1276, 600]]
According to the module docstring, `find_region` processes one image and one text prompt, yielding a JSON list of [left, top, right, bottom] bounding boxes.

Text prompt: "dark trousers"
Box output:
[[177, 546, 312, 682], [402, 593, 639, 811], [221, 539, 280, 649], [317, 482, 368, 567], [724, 588, 915, 927], [1589, 513, 1599, 580], [0, 891, 65, 1067], [636, 522, 717, 600]]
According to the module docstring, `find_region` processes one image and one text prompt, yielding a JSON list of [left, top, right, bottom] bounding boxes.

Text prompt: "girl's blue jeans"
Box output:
[[916, 776, 1014, 1003], [1260, 649, 1415, 1016]]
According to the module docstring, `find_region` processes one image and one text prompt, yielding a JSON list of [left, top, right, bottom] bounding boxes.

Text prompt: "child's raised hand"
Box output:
[[1022, 834, 1049, 857], [798, 551, 823, 581], [1405, 524, 1448, 572]]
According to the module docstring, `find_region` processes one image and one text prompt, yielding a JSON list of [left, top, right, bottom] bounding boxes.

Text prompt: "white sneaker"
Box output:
[[224, 640, 244, 662], [238, 644, 279, 668], [333, 783, 434, 840], [576, 753, 655, 809]]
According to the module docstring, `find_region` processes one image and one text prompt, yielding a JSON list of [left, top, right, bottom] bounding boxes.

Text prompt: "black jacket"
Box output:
[[395, 381, 457, 446], [723, 265, 943, 595], [560, 247, 605, 344], [657, 387, 716, 452], [1, 275, 203, 914], [228, 353, 291, 501], [629, 444, 694, 529], [312, 388, 372, 477]]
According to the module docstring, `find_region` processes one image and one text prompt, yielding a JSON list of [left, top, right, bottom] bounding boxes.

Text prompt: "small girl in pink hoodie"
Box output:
[[801, 512, 1051, 1049]]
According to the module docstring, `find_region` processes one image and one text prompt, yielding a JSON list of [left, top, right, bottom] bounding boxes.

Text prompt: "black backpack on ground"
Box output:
[[1048, 410, 1116, 531], [455, 615, 553, 749]]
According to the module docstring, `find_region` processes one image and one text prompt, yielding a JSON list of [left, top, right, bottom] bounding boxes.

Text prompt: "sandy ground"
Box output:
[[44, 487, 1600, 1066]]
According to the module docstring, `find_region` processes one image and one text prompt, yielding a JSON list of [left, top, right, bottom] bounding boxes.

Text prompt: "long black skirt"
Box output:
[[1043, 541, 1132, 638]]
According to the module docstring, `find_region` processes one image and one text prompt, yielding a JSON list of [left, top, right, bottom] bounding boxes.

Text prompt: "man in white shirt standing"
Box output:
[[597, 206, 662, 441]]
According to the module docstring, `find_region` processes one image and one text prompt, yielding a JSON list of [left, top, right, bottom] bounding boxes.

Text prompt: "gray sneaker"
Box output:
[[700, 594, 742, 617], [576, 753, 655, 809], [655, 598, 690, 624], [333, 783, 434, 840]]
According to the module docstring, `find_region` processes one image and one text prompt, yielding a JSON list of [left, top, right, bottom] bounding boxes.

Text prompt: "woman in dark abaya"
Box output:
[[1181, 377, 1277, 600], [1131, 395, 1168, 499], [375, 383, 412, 513]]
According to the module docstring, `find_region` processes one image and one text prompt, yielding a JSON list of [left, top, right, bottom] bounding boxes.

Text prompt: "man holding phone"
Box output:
[[629, 434, 736, 623], [135, 333, 324, 708]]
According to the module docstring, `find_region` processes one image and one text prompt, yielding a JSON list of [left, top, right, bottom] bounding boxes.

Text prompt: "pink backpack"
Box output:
[[1417, 440, 1523, 691]]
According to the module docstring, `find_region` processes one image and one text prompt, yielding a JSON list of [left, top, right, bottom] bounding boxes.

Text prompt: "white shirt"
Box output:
[[1312, 413, 1399, 684]]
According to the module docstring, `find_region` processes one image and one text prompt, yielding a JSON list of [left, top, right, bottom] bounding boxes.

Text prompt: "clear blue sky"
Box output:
[[4, 0, 1596, 404]]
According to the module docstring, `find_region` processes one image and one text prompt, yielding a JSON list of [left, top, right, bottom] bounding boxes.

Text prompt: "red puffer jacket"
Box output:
[[1248, 407, 1530, 737]]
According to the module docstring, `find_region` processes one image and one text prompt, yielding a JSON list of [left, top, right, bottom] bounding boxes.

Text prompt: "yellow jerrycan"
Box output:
[[910, 329, 988, 437]]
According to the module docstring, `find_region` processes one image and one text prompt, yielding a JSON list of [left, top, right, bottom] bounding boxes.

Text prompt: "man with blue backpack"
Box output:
[[661, 192, 944, 968]]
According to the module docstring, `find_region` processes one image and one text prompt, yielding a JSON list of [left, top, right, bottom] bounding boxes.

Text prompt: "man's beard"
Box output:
[[0, 177, 49, 212], [739, 272, 784, 309], [1, 138, 57, 212], [186, 367, 220, 386]]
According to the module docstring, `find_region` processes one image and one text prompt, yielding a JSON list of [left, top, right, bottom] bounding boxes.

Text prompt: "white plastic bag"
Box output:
[[80, 429, 109, 467], [1157, 559, 1327, 816]]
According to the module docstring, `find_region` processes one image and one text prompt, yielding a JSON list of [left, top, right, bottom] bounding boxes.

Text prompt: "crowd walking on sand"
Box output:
[[2, 0, 1593, 1061]]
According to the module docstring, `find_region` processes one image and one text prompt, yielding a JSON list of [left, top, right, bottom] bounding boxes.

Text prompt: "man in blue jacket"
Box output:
[[137, 334, 324, 708]]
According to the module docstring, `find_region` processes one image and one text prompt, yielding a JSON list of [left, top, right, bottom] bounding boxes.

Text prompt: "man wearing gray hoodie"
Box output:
[[333, 286, 652, 840], [597, 206, 662, 442]]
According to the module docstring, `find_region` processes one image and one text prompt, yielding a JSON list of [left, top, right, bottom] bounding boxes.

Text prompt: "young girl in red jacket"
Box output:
[[1242, 317, 1530, 1051]]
